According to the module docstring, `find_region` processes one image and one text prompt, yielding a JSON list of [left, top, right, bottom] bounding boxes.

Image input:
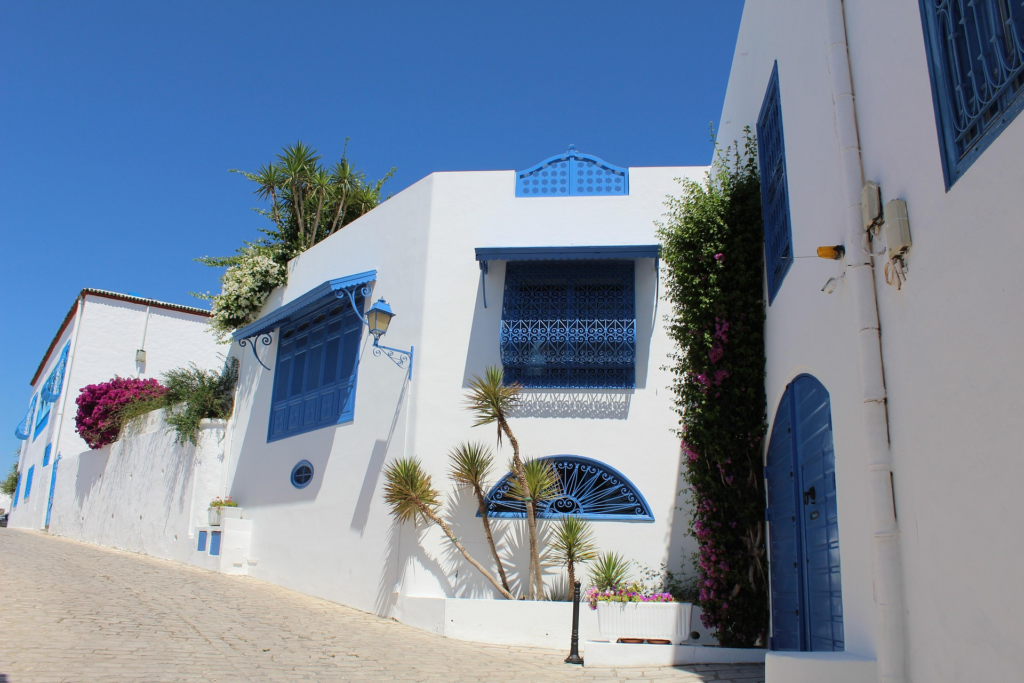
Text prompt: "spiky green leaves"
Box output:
[[550, 516, 598, 569], [447, 441, 495, 491], [588, 552, 632, 591], [383, 457, 441, 524], [464, 367, 521, 440], [505, 458, 559, 504]]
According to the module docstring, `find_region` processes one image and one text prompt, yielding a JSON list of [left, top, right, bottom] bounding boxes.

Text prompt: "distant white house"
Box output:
[[718, 2, 1024, 682], [9, 289, 221, 531]]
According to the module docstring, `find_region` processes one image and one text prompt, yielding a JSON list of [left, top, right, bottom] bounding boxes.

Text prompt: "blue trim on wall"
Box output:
[[43, 444, 51, 467], [476, 245, 659, 263], [232, 270, 377, 341], [23, 465, 34, 501]]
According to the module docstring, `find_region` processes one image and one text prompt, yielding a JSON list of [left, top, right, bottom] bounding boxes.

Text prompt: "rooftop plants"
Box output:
[[196, 142, 395, 340], [657, 129, 769, 647]]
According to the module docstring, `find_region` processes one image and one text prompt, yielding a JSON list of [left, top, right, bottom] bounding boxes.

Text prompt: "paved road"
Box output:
[[0, 530, 765, 682]]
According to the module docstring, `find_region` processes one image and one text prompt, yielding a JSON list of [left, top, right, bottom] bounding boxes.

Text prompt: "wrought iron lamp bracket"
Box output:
[[338, 284, 374, 325], [372, 340, 414, 380], [238, 333, 273, 371]]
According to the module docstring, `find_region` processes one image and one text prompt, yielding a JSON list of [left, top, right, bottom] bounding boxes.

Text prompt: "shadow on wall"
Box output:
[[351, 373, 411, 535], [665, 443, 699, 587], [74, 447, 110, 507], [510, 390, 632, 420], [460, 259, 659, 395], [374, 518, 403, 617]]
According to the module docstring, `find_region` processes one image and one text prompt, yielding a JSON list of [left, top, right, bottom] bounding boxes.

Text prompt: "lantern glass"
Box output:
[[366, 298, 394, 340]]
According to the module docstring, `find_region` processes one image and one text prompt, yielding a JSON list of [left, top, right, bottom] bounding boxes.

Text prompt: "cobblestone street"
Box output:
[[0, 530, 765, 683]]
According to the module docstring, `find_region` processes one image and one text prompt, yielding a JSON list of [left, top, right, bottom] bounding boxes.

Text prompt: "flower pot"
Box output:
[[208, 507, 222, 526], [596, 602, 692, 645]]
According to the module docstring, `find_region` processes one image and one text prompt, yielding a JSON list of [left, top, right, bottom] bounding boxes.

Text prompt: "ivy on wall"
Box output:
[[657, 130, 769, 647]]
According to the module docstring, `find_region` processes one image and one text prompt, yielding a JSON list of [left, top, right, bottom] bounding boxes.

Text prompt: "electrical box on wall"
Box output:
[[861, 181, 882, 230], [135, 349, 147, 363], [883, 199, 912, 259]]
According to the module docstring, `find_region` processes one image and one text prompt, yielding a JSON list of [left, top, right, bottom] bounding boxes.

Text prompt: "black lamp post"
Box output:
[[565, 580, 584, 665]]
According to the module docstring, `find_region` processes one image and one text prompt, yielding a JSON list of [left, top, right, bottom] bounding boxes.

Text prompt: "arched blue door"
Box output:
[[766, 375, 843, 651]]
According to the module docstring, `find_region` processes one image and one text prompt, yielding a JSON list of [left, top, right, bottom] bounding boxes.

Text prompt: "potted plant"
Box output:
[[587, 554, 691, 644], [208, 497, 239, 526]]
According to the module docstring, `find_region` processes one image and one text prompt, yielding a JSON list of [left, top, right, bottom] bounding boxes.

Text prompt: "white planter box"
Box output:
[[596, 602, 692, 644], [208, 506, 242, 526], [208, 507, 222, 526]]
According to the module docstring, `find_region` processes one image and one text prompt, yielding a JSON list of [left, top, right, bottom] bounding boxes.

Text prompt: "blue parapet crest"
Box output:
[[515, 145, 628, 197]]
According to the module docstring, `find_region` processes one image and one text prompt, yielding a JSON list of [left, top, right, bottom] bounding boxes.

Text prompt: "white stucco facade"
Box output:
[[221, 162, 707, 619], [9, 290, 222, 532], [718, 2, 1024, 681]]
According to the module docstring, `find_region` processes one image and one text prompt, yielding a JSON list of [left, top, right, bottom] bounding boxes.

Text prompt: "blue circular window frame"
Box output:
[[290, 460, 314, 489]]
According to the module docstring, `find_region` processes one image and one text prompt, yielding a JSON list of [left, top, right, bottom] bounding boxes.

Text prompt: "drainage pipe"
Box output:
[[823, 2, 906, 682]]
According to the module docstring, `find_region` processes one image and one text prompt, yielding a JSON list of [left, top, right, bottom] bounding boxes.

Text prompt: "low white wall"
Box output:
[[48, 412, 228, 569]]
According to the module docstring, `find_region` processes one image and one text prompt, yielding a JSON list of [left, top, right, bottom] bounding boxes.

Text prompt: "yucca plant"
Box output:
[[550, 516, 599, 599], [588, 551, 632, 591], [505, 458, 560, 506], [448, 441, 511, 594], [465, 366, 544, 600], [383, 457, 514, 600]]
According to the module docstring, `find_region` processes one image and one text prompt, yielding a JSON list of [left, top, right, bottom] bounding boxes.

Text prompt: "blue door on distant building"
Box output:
[[766, 375, 844, 651]]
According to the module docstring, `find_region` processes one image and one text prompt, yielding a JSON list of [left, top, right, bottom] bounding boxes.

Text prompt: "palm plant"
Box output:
[[277, 141, 321, 247], [588, 551, 632, 591], [550, 516, 599, 599], [465, 366, 544, 600], [506, 458, 560, 506], [448, 441, 511, 593], [383, 457, 514, 600]]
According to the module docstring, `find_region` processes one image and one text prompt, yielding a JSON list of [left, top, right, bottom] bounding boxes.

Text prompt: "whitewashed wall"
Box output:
[[47, 412, 225, 571], [719, 1, 1024, 680], [224, 164, 707, 620], [9, 294, 222, 531]]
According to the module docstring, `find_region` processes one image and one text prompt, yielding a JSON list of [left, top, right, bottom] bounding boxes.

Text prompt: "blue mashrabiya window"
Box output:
[[268, 298, 363, 441], [500, 260, 636, 389]]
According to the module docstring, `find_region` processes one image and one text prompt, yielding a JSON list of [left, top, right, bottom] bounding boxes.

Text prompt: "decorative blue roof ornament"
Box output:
[[515, 145, 628, 197]]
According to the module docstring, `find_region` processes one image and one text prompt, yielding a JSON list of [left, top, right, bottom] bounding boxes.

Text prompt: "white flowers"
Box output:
[[208, 250, 286, 342]]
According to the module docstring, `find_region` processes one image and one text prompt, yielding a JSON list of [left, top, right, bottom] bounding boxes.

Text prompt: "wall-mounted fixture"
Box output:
[[816, 245, 845, 260], [883, 199, 912, 260], [821, 274, 845, 295], [353, 297, 413, 379], [135, 349, 147, 363]]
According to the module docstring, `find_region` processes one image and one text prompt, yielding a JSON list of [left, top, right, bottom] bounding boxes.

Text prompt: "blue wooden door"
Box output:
[[766, 375, 844, 651]]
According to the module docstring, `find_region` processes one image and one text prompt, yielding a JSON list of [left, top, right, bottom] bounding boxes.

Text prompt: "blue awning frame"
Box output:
[[474, 245, 660, 308], [232, 270, 377, 370]]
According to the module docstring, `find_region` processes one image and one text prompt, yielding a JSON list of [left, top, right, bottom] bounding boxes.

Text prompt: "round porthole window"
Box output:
[[291, 460, 313, 489]]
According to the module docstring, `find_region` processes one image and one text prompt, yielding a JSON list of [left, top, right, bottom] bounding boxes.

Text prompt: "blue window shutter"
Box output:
[[23, 465, 34, 501], [268, 298, 362, 442], [500, 260, 636, 389], [757, 62, 794, 305], [43, 444, 51, 467], [41, 342, 71, 402], [14, 395, 37, 441], [210, 531, 222, 556], [198, 530, 207, 552], [13, 475, 20, 508], [919, 0, 1024, 187], [34, 399, 51, 439]]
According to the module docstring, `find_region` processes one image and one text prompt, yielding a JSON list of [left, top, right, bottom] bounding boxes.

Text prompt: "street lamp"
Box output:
[[366, 298, 395, 343]]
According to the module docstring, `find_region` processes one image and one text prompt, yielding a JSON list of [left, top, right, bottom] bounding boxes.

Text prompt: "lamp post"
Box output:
[[565, 580, 584, 665]]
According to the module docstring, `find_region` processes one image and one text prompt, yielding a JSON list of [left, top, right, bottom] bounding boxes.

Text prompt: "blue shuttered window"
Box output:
[[268, 299, 362, 441], [757, 62, 794, 306], [500, 260, 636, 389], [920, 0, 1024, 187], [14, 395, 37, 441], [34, 397, 51, 439], [13, 474, 21, 508], [43, 444, 51, 467], [23, 465, 34, 501]]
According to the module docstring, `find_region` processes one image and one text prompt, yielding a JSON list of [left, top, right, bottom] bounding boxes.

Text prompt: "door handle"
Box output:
[[803, 486, 816, 505]]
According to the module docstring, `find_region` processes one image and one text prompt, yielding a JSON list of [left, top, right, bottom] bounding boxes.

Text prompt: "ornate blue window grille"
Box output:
[[41, 342, 71, 402], [14, 395, 37, 441], [500, 260, 636, 389], [482, 455, 653, 521], [515, 146, 628, 197], [757, 62, 794, 305], [920, 0, 1024, 186], [23, 465, 34, 502], [269, 297, 362, 442]]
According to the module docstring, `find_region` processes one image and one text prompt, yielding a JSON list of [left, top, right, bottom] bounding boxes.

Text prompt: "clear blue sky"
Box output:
[[0, 1, 743, 463]]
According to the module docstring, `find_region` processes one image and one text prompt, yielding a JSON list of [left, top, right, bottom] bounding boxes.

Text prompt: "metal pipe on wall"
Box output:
[[823, 2, 907, 682]]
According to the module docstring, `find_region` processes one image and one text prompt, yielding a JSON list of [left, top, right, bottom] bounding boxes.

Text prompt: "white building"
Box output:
[[216, 150, 706, 629], [9, 289, 222, 532], [718, 1, 1024, 681]]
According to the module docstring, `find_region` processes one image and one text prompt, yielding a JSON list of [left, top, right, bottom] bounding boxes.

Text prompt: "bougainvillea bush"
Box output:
[[74, 377, 167, 449], [656, 130, 769, 647], [585, 584, 676, 610]]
